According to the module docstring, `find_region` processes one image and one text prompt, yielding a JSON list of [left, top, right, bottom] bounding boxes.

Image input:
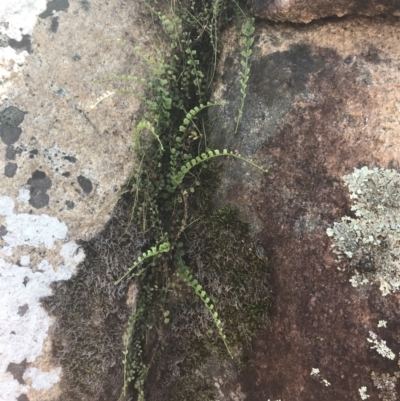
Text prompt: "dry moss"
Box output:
[[144, 205, 272, 401], [41, 196, 145, 401]]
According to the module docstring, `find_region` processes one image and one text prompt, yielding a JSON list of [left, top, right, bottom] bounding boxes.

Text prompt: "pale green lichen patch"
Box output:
[[367, 331, 395, 360], [359, 386, 370, 400], [326, 166, 400, 296], [371, 371, 400, 401]]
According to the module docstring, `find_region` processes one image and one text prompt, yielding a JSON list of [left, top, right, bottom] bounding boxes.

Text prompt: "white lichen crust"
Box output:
[[367, 331, 395, 360], [359, 386, 370, 400], [371, 372, 400, 401], [326, 167, 400, 296]]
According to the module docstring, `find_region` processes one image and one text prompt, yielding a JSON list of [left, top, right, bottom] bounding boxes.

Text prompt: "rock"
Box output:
[[0, 0, 153, 399], [251, 0, 400, 23], [210, 16, 400, 401]]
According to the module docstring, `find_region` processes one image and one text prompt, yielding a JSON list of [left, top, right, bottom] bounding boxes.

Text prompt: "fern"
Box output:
[[134, 120, 164, 153], [114, 242, 170, 285], [178, 102, 224, 133], [90, 90, 115, 109], [235, 17, 255, 134], [209, 0, 223, 85], [185, 41, 205, 101], [121, 307, 141, 397], [94, 2, 265, 401], [176, 253, 232, 357], [168, 148, 267, 191]]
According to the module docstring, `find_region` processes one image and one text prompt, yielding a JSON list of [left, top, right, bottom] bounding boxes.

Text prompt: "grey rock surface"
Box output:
[[0, 0, 153, 399]]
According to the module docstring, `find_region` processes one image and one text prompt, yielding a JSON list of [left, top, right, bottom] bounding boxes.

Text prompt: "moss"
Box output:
[[143, 204, 272, 401], [41, 196, 145, 401]]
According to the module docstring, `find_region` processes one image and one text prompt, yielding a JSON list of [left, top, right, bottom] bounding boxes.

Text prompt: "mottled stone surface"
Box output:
[[210, 16, 400, 401], [0, 0, 152, 399], [251, 0, 400, 23]]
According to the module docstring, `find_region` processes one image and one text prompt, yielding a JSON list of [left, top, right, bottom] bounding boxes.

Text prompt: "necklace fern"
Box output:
[[235, 17, 255, 135], [168, 148, 267, 191], [114, 241, 170, 285], [176, 254, 233, 357]]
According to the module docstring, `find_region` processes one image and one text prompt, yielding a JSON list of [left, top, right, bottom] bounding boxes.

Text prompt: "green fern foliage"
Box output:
[[114, 242, 170, 285], [176, 254, 232, 357], [235, 17, 255, 134], [168, 148, 267, 191], [95, 1, 270, 401], [135, 120, 164, 153], [178, 102, 224, 133]]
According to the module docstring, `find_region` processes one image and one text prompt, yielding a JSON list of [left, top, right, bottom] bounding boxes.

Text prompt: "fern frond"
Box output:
[[176, 255, 232, 357], [235, 17, 255, 134], [90, 91, 115, 109], [178, 102, 225, 133], [115, 242, 170, 285], [96, 75, 147, 84], [168, 149, 267, 191], [135, 120, 164, 153]]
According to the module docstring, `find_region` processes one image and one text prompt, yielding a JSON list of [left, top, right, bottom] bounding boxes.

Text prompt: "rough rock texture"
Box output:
[[251, 0, 400, 23], [210, 16, 400, 401], [0, 0, 153, 399]]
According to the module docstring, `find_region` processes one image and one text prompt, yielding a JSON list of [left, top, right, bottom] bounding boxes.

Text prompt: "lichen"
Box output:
[[371, 372, 400, 401], [359, 386, 370, 400], [367, 331, 395, 360], [327, 166, 400, 295]]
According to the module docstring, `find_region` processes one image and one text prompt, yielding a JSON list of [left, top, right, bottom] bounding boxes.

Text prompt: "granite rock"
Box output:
[[251, 0, 400, 23], [0, 0, 153, 399], [210, 16, 400, 401]]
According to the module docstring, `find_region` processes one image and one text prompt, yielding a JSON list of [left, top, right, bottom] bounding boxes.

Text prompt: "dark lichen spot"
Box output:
[[51, 17, 59, 33], [0, 106, 25, 127], [39, 0, 70, 18], [72, 52, 81, 61], [5, 145, 22, 160], [363, 45, 382, 64], [29, 170, 52, 190], [8, 35, 32, 54], [17, 304, 29, 316], [64, 155, 77, 163], [55, 87, 67, 96], [65, 200, 75, 209], [62, 171, 71, 177], [27, 170, 52, 209], [17, 395, 29, 401], [344, 55, 354, 64], [79, 0, 91, 11], [0, 126, 22, 145], [77, 175, 93, 194], [0, 225, 7, 237], [248, 44, 321, 100], [29, 190, 50, 209], [29, 149, 39, 159], [4, 162, 17, 178], [7, 359, 27, 384]]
